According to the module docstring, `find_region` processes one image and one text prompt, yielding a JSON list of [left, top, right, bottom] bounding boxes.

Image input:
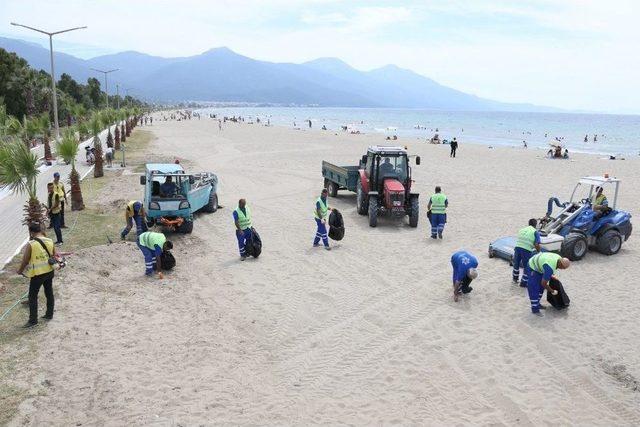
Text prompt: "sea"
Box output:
[[195, 107, 640, 157]]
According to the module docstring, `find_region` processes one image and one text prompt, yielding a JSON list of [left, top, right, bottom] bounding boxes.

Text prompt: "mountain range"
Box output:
[[0, 36, 556, 112]]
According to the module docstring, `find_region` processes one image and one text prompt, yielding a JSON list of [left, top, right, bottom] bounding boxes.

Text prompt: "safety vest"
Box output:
[[314, 197, 329, 220], [126, 200, 140, 217], [50, 194, 61, 214], [139, 232, 166, 251], [53, 182, 65, 198], [515, 226, 537, 252], [235, 207, 252, 230], [430, 193, 447, 214], [528, 252, 561, 275], [25, 238, 54, 278], [595, 194, 607, 206]]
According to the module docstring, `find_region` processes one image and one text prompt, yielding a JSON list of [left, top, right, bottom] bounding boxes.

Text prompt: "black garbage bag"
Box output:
[[328, 209, 345, 241], [246, 227, 262, 258], [547, 277, 570, 309], [161, 250, 176, 270]]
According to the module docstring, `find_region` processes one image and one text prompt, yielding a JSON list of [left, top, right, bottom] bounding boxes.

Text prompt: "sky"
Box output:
[[1, 0, 639, 113]]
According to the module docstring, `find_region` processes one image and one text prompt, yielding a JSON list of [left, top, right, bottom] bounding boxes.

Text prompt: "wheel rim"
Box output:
[[574, 240, 587, 257], [610, 236, 621, 252]]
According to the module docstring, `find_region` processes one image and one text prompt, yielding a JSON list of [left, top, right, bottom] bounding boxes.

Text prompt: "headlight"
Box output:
[[149, 202, 160, 210], [179, 201, 190, 210]]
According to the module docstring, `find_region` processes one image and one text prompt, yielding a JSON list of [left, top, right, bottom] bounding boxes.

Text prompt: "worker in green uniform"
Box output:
[[527, 252, 570, 315], [427, 186, 448, 239]]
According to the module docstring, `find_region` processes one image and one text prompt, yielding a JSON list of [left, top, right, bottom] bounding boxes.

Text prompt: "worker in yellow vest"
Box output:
[[427, 186, 448, 239], [593, 186, 609, 215], [512, 219, 541, 287], [17, 223, 57, 328], [234, 198, 253, 260], [313, 189, 334, 250], [52, 172, 67, 228], [138, 231, 172, 277], [121, 200, 148, 240]]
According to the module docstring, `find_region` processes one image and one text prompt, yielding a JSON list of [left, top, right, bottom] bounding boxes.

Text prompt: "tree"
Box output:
[[56, 129, 84, 211], [57, 73, 82, 103], [86, 77, 102, 108], [0, 137, 46, 226], [90, 113, 104, 177]]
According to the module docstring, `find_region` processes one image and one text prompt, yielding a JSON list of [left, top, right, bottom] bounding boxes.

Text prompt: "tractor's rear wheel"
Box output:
[[368, 196, 378, 227], [356, 180, 368, 215], [178, 220, 193, 234], [560, 232, 588, 261], [325, 179, 338, 197], [596, 229, 622, 255], [409, 196, 419, 228]]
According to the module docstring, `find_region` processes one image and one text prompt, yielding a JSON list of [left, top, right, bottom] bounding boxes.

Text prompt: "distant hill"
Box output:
[[0, 36, 557, 111]]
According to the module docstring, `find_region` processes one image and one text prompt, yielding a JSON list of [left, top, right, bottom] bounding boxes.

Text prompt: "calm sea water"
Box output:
[[196, 107, 640, 156]]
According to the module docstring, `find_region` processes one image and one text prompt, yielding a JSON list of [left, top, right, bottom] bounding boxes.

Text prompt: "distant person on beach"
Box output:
[[218, 119, 222, 131], [308, 120, 312, 129], [584, 134, 588, 142], [594, 135, 597, 142], [450, 138, 458, 157], [313, 189, 334, 250], [121, 201, 148, 240], [523, 140, 528, 148], [234, 199, 253, 261], [451, 250, 478, 302], [17, 223, 57, 327], [428, 186, 448, 239], [52, 172, 67, 228], [138, 231, 172, 278], [527, 253, 570, 315], [512, 219, 541, 288]]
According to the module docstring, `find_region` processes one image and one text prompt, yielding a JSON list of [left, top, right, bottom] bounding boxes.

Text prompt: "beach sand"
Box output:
[[6, 117, 640, 425]]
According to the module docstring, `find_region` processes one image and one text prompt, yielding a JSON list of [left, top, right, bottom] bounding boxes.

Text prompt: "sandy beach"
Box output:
[[4, 116, 640, 425]]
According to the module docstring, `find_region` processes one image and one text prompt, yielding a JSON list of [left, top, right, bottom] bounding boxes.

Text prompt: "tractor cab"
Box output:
[[360, 146, 419, 195]]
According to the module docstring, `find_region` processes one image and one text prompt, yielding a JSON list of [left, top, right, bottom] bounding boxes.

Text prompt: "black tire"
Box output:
[[325, 179, 338, 197], [368, 196, 378, 227], [356, 180, 368, 215], [204, 191, 218, 213], [560, 232, 588, 261], [409, 196, 419, 228], [596, 229, 622, 255], [178, 220, 193, 234], [488, 247, 495, 258]]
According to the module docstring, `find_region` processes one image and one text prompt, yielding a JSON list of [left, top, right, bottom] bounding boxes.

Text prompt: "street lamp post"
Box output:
[[116, 84, 120, 110], [10, 22, 87, 140], [90, 68, 119, 109]]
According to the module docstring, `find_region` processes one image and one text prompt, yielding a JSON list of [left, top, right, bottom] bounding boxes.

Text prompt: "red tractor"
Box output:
[[322, 146, 421, 227]]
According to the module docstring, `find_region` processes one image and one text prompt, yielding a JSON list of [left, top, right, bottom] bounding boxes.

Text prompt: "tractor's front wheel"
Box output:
[[596, 229, 622, 255], [368, 196, 378, 227], [178, 220, 194, 234], [409, 196, 419, 228], [560, 232, 588, 261], [356, 180, 368, 215]]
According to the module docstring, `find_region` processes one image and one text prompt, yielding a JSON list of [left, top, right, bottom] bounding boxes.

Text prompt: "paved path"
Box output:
[[0, 128, 111, 269]]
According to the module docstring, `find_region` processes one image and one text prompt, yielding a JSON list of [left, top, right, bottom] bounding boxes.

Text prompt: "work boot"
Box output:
[[533, 311, 544, 317], [23, 321, 37, 328], [240, 256, 247, 261], [41, 314, 53, 320], [438, 232, 443, 239], [431, 235, 437, 239], [539, 304, 547, 310], [324, 246, 331, 251], [519, 282, 528, 288]]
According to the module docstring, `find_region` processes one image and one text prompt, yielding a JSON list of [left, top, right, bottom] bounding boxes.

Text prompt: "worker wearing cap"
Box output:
[[527, 253, 570, 315], [52, 172, 67, 228], [138, 231, 172, 277], [234, 198, 253, 261], [512, 219, 541, 287], [313, 189, 334, 250], [451, 250, 478, 302], [428, 186, 448, 239], [121, 200, 148, 240]]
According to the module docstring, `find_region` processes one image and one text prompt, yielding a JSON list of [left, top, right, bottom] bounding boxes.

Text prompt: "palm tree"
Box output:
[[37, 113, 54, 161], [56, 129, 84, 211], [0, 137, 46, 226], [90, 113, 104, 178]]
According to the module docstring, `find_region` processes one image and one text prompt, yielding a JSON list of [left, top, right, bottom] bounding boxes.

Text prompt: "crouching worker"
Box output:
[[234, 198, 252, 261], [451, 250, 478, 302], [138, 231, 172, 278], [527, 253, 570, 315], [121, 200, 148, 240], [313, 189, 334, 250]]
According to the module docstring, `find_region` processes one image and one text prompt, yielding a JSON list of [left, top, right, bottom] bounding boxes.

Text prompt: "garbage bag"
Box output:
[[246, 227, 262, 258], [328, 209, 345, 241], [161, 250, 176, 270], [547, 277, 570, 309]]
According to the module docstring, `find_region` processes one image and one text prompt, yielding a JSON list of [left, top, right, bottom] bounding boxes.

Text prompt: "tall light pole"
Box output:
[[10, 22, 87, 140], [115, 84, 120, 109], [90, 68, 118, 108]]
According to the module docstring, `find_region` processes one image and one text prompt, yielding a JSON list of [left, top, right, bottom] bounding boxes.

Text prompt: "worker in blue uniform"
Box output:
[[428, 186, 448, 239], [121, 200, 148, 240], [512, 218, 541, 287], [234, 198, 253, 261], [527, 253, 570, 315], [451, 250, 478, 302], [313, 189, 334, 250]]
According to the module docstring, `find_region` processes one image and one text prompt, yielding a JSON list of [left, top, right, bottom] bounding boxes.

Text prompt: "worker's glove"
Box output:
[[157, 272, 164, 280]]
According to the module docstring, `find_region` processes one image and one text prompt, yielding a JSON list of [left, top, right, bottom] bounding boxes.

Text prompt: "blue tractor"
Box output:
[[489, 175, 632, 262], [140, 163, 219, 233]]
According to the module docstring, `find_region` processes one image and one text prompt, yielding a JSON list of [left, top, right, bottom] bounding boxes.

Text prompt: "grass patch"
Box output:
[[0, 127, 154, 425]]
